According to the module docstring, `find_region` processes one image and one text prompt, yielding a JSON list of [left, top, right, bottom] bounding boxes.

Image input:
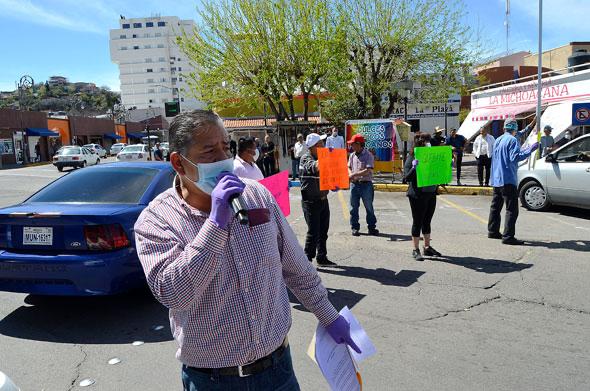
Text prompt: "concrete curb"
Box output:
[[373, 183, 494, 196], [0, 162, 51, 170]]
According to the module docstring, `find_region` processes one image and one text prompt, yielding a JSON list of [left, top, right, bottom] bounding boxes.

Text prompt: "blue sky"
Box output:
[[0, 0, 588, 92]]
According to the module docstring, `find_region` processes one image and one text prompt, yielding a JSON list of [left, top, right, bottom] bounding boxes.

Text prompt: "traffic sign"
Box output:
[[572, 103, 590, 126]]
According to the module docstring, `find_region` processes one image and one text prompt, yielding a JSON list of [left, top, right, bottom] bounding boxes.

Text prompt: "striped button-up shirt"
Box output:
[[134, 178, 339, 368]]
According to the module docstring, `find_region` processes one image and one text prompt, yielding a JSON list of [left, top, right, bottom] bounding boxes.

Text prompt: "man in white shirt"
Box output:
[[233, 136, 264, 180], [473, 127, 495, 186], [325, 127, 345, 149], [292, 133, 307, 180]]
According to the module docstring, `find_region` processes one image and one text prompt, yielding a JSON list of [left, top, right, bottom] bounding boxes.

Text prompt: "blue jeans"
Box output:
[[181, 345, 300, 391], [350, 182, 377, 231], [291, 158, 299, 179]]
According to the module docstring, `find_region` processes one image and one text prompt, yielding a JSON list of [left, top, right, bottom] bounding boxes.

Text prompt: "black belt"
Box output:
[[189, 338, 289, 378], [352, 180, 372, 184]]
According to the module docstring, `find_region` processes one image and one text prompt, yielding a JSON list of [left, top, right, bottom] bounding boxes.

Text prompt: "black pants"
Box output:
[[477, 155, 491, 185], [454, 153, 463, 181], [263, 156, 276, 177], [302, 198, 330, 261], [408, 194, 437, 238], [488, 185, 519, 239], [256, 159, 265, 175]]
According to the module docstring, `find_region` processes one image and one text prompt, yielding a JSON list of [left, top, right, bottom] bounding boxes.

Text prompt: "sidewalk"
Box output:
[[0, 161, 51, 170]]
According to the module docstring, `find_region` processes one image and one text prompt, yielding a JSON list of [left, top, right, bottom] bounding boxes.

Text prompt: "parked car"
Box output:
[[110, 143, 127, 156], [518, 133, 590, 211], [0, 162, 175, 296], [116, 144, 151, 162], [83, 144, 107, 158], [53, 146, 100, 171]]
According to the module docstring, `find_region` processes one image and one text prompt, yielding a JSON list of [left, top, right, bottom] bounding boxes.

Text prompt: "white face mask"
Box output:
[[181, 156, 234, 195]]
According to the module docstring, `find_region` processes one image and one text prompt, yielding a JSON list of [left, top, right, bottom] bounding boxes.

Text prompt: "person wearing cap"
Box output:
[[540, 125, 555, 157], [299, 133, 336, 266], [154, 142, 164, 161], [445, 128, 466, 185], [347, 134, 378, 237], [431, 126, 446, 146], [325, 126, 345, 149], [488, 118, 539, 245], [473, 127, 495, 186], [233, 136, 264, 180]]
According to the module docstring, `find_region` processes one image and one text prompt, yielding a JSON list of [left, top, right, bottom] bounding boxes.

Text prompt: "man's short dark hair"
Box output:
[[238, 136, 256, 153], [168, 110, 223, 155]]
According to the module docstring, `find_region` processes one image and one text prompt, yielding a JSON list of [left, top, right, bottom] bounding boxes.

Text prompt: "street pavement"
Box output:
[[0, 163, 589, 390]]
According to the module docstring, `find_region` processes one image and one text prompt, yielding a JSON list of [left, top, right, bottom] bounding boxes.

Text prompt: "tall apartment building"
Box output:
[[109, 15, 204, 114]]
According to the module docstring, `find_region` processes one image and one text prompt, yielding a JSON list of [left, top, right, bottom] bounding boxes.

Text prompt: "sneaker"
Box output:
[[502, 237, 525, 245], [488, 232, 502, 239], [368, 228, 379, 236], [412, 249, 424, 261], [317, 258, 337, 266], [423, 246, 442, 257], [351, 229, 360, 237]]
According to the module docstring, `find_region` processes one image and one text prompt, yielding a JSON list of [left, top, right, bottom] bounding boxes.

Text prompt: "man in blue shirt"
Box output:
[[446, 128, 466, 185], [487, 119, 539, 245]]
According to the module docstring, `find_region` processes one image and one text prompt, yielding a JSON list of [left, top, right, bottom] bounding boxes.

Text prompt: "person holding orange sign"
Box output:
[[299, 133, 337, 266]]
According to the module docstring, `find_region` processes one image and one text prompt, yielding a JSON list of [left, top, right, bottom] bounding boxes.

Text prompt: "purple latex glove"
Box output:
[[412, 159, 419, 168], [210, 172, 245, 229], [326, 315, 362, 354]]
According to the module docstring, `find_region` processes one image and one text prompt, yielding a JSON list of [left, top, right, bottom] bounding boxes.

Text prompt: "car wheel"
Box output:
[[81, 160, 87, 168], [520, 181, 550, 211], [57, 166, 63, 172], [96, 158, 100, 165]]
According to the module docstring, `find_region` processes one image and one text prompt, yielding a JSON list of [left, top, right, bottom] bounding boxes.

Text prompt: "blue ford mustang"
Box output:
[[0, 162, 175, 296]]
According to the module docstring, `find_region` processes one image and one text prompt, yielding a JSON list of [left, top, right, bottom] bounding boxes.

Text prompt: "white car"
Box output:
[[83, 144, 107, 158], [53, 146, 100, 171], [110, 143, 127, 156], [117, 144, 152, 162], [518, 134, 590, 211]]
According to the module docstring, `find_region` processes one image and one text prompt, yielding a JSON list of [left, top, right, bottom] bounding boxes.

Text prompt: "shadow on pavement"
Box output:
[[524, 240, 590, 252], [289, 288, 365, 312], [358, 232, 412, 242], [317, 265, 424, 287], [0, 286, 172, 345], [433, 256, 533, 273], [551, 206, 590, 221]]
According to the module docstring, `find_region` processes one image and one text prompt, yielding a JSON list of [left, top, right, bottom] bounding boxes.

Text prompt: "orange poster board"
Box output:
[[317, 148, 350, 191]]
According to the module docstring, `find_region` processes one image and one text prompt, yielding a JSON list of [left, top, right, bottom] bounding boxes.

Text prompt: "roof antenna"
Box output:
[[504, 0, 510, 54]]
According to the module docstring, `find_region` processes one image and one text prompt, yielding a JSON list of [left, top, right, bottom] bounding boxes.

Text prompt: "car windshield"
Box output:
[[25, 167, 159, 204], [61, 148, 81, 155], [83, 144, 94, 148], [113, 144, 124, 147], [123, 146, 144, 152]]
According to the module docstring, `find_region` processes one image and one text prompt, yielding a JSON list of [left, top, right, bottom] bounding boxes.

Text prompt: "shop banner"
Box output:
[[345, 119, 397, 161]]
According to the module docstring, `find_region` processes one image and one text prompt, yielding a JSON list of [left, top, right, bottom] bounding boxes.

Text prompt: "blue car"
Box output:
[[0, 162, 175, 296]]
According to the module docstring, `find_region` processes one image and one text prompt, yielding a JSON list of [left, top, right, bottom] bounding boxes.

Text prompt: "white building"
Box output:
[[109, 15, 204, 114]]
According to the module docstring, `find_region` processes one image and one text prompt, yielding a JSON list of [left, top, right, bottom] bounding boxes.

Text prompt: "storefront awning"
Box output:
[[126, 132, 146, 139], [458, 111, 489, 140], [26, 128, 60, 137], [104, 133, 122, 140], [471, 102, 536, 121]]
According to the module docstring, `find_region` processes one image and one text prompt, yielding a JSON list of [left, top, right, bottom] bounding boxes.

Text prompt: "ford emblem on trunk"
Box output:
[[70, 242, 81, 247]]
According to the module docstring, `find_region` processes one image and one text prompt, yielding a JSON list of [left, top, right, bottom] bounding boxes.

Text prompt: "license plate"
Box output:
[[23, 227, 53, 246]]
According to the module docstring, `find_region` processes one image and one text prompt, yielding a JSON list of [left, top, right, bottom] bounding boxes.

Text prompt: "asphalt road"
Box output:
[[1, 163, 589, 391]]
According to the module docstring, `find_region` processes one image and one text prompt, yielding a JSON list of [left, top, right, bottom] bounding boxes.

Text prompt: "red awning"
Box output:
[[471, 102, 537, 121]]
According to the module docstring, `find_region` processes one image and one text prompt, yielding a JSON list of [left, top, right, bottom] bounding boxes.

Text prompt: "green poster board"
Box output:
[[414, 146, 453, 187]]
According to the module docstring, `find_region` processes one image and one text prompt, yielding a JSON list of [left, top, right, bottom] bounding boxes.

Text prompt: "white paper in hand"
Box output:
[[314, 322, 360, 391], [340, 306, 377, 363]]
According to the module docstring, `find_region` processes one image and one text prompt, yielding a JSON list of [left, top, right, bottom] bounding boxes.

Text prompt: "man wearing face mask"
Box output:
[[347, 134, 378, 237], [488, 118, 539, 245], [233, 136, 264, 180], [325, 127, 345, 149], [134, 111, 359, 390]]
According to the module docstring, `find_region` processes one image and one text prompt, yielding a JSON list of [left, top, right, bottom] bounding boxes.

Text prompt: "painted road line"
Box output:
[[545, 215, 590, 231], [438, 196, 488, 225], [337, 190, 348, 221]]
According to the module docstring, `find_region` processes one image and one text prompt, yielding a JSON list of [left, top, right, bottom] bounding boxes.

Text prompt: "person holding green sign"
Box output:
[[404, 132, 443, 262]]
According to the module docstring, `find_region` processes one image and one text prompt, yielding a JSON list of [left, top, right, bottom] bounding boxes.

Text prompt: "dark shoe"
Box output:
[[457, 180, 462, 186], [484, 183, 489, 187], [368, 228, 379, 236], [502, 237, 525, 245], [317, 258, 337, 266], [423, 246, 442, 257], [412, 249, 424, 261], [351, 229, 360, 237], [479, 182, 484, 187], [488, 232, 502, 239]]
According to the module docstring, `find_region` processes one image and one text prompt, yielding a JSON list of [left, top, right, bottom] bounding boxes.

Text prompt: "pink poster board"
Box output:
[[259, 170, 290, 217]]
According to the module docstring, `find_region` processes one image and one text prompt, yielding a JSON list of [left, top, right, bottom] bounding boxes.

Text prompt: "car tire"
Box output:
[[81, 161, 86, 168], [57, 166, 63, 172], [520, 180, 550, 211], [96, 158, 100, 165]]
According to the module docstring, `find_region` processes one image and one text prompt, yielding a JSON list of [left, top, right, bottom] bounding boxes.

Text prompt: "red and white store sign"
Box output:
[[470, 69, 590, 121]]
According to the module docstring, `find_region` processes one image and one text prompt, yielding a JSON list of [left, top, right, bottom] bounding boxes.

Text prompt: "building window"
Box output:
[[147, 78, 154, 83], [171, 77, 177, 83], [148, 89, 155, 93], [144, 33, 150, 38], [159, 57, 166, 62], [149, 99, 154, 103], [133, 45, 139, 50], [133, 23, 142, 28], [146, 22, 154, 27], [179, 77, 183, 81], [177, 58, 181, 61], [144, 45, 151, 49], [157, 44, 164, 48], [171, 67, 176, 71], [120, 46, 128, 50], [181, 97, 185, 102], [157, 21, 166, 27], [161, 78, 167, 82], [147, 68, 153, 72], [132, 34, 137, 38], [119, 34, 126, 39], [155, 32, 162, 37], [145, 58, 152, 63], [178, 67, 182, 71], [122, 23, 130, 29], [160, 68, 166, 72]]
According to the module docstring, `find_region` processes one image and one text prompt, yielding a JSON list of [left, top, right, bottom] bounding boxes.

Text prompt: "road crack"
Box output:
[[419, 295, 502, 321], [67, 344, 89, 391]]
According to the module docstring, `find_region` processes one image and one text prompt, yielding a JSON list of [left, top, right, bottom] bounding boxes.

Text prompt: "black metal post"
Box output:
[[403, 97, 408, 164], [145, 123, 152, 161], [444, 101, 448, 137]]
